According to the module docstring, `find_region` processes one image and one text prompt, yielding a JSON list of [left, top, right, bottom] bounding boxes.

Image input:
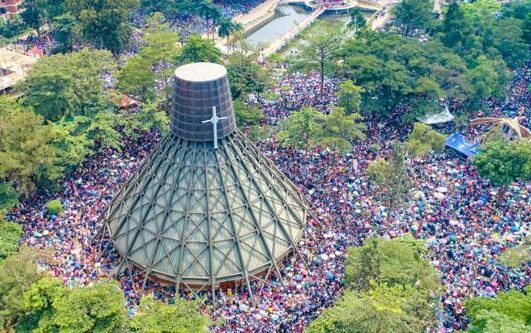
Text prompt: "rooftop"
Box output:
[[174, 62, 227, 82]]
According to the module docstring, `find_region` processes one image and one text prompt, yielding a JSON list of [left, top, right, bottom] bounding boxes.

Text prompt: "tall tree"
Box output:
[[65, 0, 139, 55], [394, 0, 435, 36], [117, 30, 180, 101], [440, 2, 472, 50], [367, 143, 412, 218], [309, 237, 440, 333], [337, 80, 362, 114], [294, 28, 340, 98], [233, 99, 263, 128], [218, 17, 243, 53], [0, 98, 61, 195], [226, 45, 269, 99], [52, 13, 78, 53], [464, 287, 531, 332]]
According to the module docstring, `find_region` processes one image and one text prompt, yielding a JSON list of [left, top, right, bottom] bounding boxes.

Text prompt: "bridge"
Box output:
[[280, 0, 382, 12]]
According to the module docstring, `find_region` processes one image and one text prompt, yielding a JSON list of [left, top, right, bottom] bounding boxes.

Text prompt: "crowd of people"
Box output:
[[248, 72, 340, 125], [7, 63, 530, 332]]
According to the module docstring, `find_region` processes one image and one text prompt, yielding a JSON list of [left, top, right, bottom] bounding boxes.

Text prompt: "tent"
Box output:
[[417, 105, 455, 125], [445, 133, 480, 159]]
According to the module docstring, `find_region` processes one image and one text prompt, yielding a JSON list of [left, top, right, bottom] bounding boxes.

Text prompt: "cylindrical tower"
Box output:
[[171, 62, 237, 142]]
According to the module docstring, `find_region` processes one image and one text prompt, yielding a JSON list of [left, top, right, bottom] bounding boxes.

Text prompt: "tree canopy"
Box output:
[[130, 297, 209, 332], [473, 140, 531, 187], [406, 123, 446, 157], [308, 236, 440, 333], [176, 34, 221, 64], [464, 287, 531, 332], [20, 48, 114, 122]]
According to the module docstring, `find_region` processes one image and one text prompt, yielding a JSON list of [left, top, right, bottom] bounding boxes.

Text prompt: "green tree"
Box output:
[[50, 118, 93, 172], [460, 0, 501, 24], [0, 182, 18, 211], [0, 99, 61, 195], [122, 98, 169, 137], [276, 107, 325, 149], [177, 34, 221, 64], [233, 99, 263, 127], [309, 237, 440, 333], [341, 32, 459, 117], [394, 0, 435, 36], [52, 13, 79, 54], [467, 310, 530, 333], [47, 281, 127, 332], [130, 297, 209, 332], [367, 143, 412, 217], [218, 17, 243, 53], [307, 285, 437, 333], [17, 276, 65, 332], [117, 30, 180, 101], [464, 287, 531, 330], [337, 80, 362, 114], [0, 218, 22, 262], [294, 27, 340, 98], [440, 2, 472, 50], [65, 0, 139, 55], [490, 17, 530, 69], [348, 8, 366, 33], [21, 0, 45, 36], [314, 107, 366, 153], [226, 47, 269, 99], [345, 237, 439, 292], [499, 241, 530, 269], [468, 56, 510, 109], [20, 48, 115, 122], [473, 140, 531, 199], [0, 246, 45, 330], [406, 122, 445, 157]]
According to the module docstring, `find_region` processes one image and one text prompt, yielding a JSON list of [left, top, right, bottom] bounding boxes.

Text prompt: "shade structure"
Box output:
[[105, 63, 307, 289]]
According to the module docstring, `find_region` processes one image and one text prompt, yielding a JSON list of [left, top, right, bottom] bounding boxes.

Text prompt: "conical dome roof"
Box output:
[[105, 63, 307, 288]]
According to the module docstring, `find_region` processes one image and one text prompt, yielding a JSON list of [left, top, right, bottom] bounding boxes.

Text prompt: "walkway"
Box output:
[[233, 0, 280, 34], [281, 0, 382, 12]]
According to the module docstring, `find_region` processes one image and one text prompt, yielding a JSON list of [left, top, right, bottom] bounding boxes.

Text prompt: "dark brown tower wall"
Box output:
[[171, 63, 237, 141]]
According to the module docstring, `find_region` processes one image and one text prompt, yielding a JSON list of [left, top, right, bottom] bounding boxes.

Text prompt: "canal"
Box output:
[[245, 4, 311, 47]]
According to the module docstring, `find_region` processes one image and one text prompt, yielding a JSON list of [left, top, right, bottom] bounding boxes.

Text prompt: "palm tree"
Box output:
[[219, 18, 243, 53], [197, 2, 221, 41]]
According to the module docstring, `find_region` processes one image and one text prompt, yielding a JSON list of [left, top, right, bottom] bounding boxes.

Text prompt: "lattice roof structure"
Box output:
[[105, 63, 307, 291]]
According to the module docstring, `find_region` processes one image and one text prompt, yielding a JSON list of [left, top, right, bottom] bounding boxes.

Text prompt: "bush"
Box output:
[[45, 200, 63, 215]]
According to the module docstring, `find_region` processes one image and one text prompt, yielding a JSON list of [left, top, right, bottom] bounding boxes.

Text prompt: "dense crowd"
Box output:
[[248, 72, 340, 125], [6, 21, 531, 327]]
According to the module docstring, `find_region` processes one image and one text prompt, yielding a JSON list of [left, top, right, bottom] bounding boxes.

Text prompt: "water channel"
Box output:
[[245, 4, 311, 47]]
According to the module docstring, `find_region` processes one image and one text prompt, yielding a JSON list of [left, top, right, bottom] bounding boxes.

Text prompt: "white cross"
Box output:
[[202, 106, 228, 149]]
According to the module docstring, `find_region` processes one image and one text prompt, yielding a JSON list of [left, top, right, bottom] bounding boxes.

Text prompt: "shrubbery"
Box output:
[[45, 200, 63, 215]]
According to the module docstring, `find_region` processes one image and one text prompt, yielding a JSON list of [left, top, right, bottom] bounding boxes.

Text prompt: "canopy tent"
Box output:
[[417, 105, 455, 125], [445, 133, 480, 159]]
